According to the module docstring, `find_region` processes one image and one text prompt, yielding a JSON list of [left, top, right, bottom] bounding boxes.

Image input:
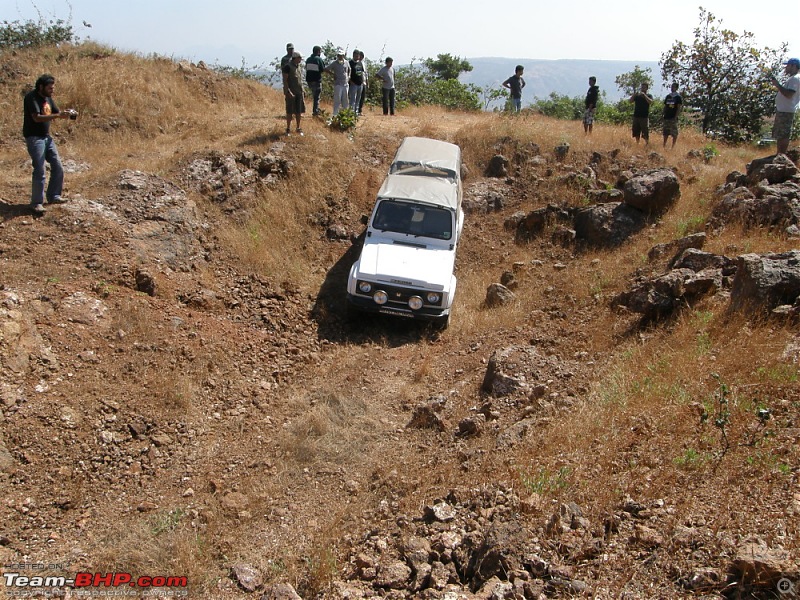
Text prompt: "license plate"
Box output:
[[379, 307, 414, 318]]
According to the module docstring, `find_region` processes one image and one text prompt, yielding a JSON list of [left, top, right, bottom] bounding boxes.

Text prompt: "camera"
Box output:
[[68, 110, 77, 120]]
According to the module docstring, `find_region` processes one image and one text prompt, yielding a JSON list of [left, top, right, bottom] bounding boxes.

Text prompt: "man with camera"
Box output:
[[629, 82, 654, 145], [23, 74, 78, 215]]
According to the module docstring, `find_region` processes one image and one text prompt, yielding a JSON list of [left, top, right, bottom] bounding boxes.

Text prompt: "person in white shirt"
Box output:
[[325, 49, 350, 116], [376, 57, 396, 116], [769, 57, 800, 155]]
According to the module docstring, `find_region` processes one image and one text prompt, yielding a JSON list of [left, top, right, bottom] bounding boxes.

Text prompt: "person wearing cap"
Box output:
[[280, 43, 295, 69], [282, 51, 305, 136], [324, 48, 350, 116], [769, 58, 800, 155], [305, 46, 326, 116]]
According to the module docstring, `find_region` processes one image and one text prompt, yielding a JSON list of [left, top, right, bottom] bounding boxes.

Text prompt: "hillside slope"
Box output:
[[1, 45, 798, 599]]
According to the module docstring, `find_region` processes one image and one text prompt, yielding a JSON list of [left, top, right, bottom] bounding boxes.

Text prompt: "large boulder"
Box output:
[[729, 251, 800, 313], [647, 232, 706, 266], [672, 248, 736, 274], [622, 168, 681, 215], [573, 202, 647, 248], [746, 153, 799, 185], [613, 269, 696, 319], [712, 184, 800, 231]]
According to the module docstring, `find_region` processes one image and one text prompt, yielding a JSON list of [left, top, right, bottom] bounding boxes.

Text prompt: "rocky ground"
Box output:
[[1, 103, 799, 600]]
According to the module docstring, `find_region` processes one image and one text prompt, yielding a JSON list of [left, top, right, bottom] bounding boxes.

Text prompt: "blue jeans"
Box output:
[[26, 135, 63, 205], [511, 97, 522, 112], [348, 83, 363, 114]]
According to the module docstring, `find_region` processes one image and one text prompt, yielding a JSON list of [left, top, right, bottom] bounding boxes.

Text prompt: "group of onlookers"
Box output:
[[18, 54, 800, 215], [280, 42, 396, 136], [502, 58, 800, 151]]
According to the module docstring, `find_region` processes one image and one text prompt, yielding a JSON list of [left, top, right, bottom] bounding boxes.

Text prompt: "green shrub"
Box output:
[[0, 17, 75, 49], [328, 108, 358, 132]]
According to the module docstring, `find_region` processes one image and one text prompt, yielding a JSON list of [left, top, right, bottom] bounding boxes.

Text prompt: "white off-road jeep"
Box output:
[[346, 137, 464, 328]]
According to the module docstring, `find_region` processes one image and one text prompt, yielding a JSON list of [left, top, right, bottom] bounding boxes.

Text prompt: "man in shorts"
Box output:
[[629, 82, 653, 144], [769, 58, 800, 155], [662, 83, 683, 148], [282, 52, 305, 136], [584, 76, 599, 134]]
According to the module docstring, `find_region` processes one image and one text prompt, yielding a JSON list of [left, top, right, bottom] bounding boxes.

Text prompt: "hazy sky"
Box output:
[[4, 0, 797, 67]]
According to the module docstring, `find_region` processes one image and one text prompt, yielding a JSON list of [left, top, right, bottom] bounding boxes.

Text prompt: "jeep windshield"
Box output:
[[372, 200, 453, 240]]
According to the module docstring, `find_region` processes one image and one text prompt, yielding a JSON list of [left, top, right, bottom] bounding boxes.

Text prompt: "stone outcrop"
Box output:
[[729, 251, 800, 314], [622, 168, 681, 215]]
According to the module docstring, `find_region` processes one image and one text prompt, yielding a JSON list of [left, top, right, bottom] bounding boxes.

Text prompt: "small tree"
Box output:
[[422, 53, 473, 81], [478, 84, 508, 112], [660, 7, 787, 141], [615, 65, 654, 97]]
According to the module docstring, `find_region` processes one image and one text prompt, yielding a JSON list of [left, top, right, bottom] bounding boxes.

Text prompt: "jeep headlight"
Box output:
[[358, 281, 372, 294], [408, 296, 424, 310], [426, 292, 441, 304], [373, 290, 388, 305]]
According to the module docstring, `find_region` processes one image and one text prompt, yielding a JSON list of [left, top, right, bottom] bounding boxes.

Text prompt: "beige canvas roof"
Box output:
[[376, 174, 460, 211], [389, 137, 461, 181]]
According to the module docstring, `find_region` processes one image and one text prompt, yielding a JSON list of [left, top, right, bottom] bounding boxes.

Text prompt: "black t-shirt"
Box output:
[[349, 60, 364, 85], [585, 85, 599, 108], [632, 93, 652, 118], [663, 92, 683, 119], [282, 62, 303, 95], [23, 90, 59, 137]]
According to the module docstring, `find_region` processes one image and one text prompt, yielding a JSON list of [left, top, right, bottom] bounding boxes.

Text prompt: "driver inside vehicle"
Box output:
[[374, 202, 412, 232]]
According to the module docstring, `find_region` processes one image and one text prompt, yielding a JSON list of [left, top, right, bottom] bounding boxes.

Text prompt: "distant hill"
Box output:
[[460, 57, 664, 108]]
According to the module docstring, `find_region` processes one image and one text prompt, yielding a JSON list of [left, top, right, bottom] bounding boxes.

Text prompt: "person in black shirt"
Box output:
[[282, 52, 305, 136], [662, 83, 683, 148], [502, 65, 526, 112], [348, 50, 366, 115], [629, 83, 653, 144], [584, 76, 599, 134], [23, 74, 77, 214]]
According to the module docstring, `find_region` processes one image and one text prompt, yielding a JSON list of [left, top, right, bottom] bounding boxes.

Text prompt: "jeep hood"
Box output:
[[357, 242, 455, 289]]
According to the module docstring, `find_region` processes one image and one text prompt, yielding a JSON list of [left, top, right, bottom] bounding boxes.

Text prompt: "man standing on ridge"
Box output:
[[282, 52, 305, 136], [376, 57, 396, 116], [348, 49, 366, 115], [305, 46, 326, 116], [357, 51, 368, 115], [769, 58, 800, 155], [584, 76, 599, 134], [23, 73, 77, 215], [325, 49, 350, 116], [662, 83, 683, 148], [630, 82, 653, 145], [502, 65, 526, 113], [280, 43, 295, 69]]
